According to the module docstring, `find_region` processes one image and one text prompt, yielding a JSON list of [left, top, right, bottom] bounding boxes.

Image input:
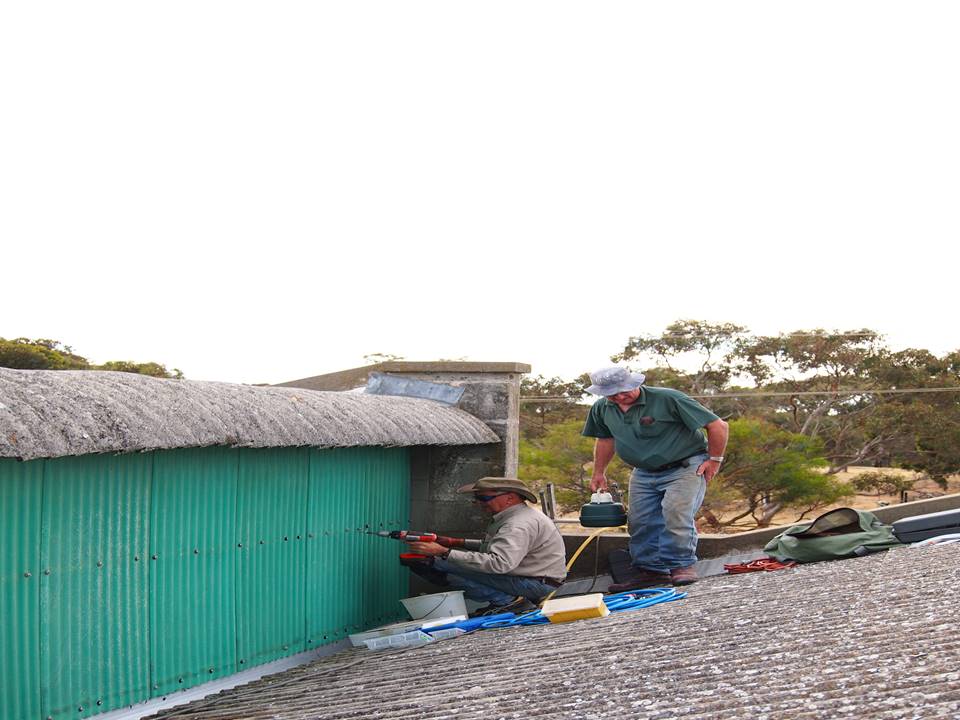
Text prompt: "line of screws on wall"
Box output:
[[21, 525, 404, 579]]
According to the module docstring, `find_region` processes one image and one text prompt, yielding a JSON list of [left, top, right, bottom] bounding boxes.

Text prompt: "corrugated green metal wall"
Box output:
[[0, 446, 410, 720], [150, 447, 239, 696], [0, 460, 43, 720], [40, 454, 153, 719]]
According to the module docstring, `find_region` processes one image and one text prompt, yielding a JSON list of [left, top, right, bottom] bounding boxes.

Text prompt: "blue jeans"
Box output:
[[430, 558, 555, 606], [628, 453, 708, 573]]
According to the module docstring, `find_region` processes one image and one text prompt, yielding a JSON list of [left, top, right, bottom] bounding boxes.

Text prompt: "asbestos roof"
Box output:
[[148, 543, 960, 720], [0, 368, 500, 461]]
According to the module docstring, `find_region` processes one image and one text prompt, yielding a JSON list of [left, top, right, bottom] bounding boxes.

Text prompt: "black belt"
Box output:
[[647, 454, 701, 473], [541, 577, 564, 587]]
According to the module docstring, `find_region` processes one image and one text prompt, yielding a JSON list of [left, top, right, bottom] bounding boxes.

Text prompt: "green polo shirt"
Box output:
[[582, 386, 720, 470]]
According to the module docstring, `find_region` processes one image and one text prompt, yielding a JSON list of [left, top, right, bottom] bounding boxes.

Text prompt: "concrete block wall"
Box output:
[[379, 362, 528, 537]]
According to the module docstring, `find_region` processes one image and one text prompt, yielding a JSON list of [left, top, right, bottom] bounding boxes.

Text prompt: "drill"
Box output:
[[368, 529, 483, 550]]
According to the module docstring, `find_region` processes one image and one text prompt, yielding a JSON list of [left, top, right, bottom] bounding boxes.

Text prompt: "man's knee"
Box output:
[[661, 502, 698, 532], [663, 474, 705, 514]]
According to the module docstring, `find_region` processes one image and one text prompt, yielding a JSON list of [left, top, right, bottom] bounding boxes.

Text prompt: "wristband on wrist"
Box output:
[[709, 456, 724, 463]]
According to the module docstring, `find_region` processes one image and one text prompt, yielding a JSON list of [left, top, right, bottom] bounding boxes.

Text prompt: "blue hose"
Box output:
[[603, 587, 686, 611], [477, 587, 685, 629]]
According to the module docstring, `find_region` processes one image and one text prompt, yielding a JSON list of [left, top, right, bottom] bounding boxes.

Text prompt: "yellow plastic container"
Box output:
[[540, 593, 610, 623]]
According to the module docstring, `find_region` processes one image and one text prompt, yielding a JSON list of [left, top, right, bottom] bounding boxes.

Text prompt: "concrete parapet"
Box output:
[[869, 493, 960, 524], [564, 492, 960, 578]]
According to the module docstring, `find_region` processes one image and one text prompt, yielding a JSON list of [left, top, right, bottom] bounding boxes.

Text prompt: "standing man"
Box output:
[[582, 366, 728, 588], [404, 477, 568, 615]]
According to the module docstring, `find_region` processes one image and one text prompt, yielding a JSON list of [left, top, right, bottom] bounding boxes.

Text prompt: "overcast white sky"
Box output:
[[2, 2, 958, 385]]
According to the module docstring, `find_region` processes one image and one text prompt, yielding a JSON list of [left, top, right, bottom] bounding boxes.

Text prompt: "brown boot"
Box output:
[[607, 569, 671, 593], [670, 566, 698, 586]]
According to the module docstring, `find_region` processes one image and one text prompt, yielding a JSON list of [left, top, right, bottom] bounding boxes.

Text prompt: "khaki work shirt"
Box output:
[[446, 503, 567, 581]]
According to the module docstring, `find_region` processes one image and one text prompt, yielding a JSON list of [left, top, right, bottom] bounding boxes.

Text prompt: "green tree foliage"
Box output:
[[733, 328, 883, 390], [851, 470, 917, 497], [860, 401, 959, 484], [97, 361, 183, 379], [678, 326, 960, 478], [858, 348, 960, 481], [731, 329, 887, 455], [520, 374, 590, 441], [613, 319, 748, 393], [701, 418, 852, 528], [0, 337, 182, 378], [0, 337, 89, 369], [518, 419, 631, 514]]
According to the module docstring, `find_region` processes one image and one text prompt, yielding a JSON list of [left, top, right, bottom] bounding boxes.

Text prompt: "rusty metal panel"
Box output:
[[0, 458, 44, 720], [305, 447, 410, 647], [149, 447, 239, 696], [39, 453, 152, 720], [235, 448, 308, 669]]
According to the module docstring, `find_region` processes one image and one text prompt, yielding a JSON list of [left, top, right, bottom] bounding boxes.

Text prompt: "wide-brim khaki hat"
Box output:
[[457, 477, 538, 504]]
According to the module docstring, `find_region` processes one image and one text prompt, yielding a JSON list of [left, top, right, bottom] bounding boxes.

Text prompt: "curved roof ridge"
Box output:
[[0, 368, 500, 461]]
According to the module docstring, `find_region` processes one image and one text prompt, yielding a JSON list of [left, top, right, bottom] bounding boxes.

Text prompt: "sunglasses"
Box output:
[[473, 493, 503, 502]]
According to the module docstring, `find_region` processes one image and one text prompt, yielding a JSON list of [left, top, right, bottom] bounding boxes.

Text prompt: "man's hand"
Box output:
[[696, 459, 722, 483], [405, 541, 448, 557], [590, 438, 616, 492], [590, 472, 608, 493], [702, 419, 728, 483]]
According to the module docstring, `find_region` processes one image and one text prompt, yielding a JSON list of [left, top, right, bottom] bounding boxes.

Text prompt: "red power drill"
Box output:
[[369, 529, 483, 551]]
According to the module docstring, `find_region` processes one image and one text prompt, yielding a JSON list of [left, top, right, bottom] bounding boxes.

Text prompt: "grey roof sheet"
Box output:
[[0, 368, 499, 460], [149, 544, 960, 720]]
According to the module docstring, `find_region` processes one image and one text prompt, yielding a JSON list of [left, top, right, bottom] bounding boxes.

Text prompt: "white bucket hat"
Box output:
[[586, 366, 646, 396]]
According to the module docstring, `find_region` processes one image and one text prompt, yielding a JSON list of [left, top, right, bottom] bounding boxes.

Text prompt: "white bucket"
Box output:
[[400, 590, 467, 621]]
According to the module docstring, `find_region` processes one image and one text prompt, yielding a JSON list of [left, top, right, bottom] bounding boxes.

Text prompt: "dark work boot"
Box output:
[[669, 566, 698, 586], [607, 569, 671, 593]]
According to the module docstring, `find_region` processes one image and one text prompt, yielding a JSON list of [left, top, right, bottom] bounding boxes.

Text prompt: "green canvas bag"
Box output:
[[764, 507, 903, 563]]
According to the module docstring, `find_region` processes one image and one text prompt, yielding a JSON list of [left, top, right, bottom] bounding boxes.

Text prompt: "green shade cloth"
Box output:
[[582, 386, 720, 470], [764, 508, 903, 562]]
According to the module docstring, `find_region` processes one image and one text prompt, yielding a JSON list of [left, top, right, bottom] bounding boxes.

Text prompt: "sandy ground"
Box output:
[[756, 466, 960, 530]]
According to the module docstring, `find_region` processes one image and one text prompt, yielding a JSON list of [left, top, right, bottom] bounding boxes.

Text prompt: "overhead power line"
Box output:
[[520, 387, 960, 403], [690, 387, 960, 399]]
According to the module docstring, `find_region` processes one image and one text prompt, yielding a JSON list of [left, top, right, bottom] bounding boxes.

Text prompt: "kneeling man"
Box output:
[[405, 477, 567, 615]]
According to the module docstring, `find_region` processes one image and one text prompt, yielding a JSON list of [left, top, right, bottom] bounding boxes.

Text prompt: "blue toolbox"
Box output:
[[892, 508, 960, 543]]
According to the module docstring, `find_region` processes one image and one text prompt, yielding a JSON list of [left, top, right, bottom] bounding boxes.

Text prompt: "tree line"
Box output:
[[518, 320, 960, 529], [0, 337, 182, 378]]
